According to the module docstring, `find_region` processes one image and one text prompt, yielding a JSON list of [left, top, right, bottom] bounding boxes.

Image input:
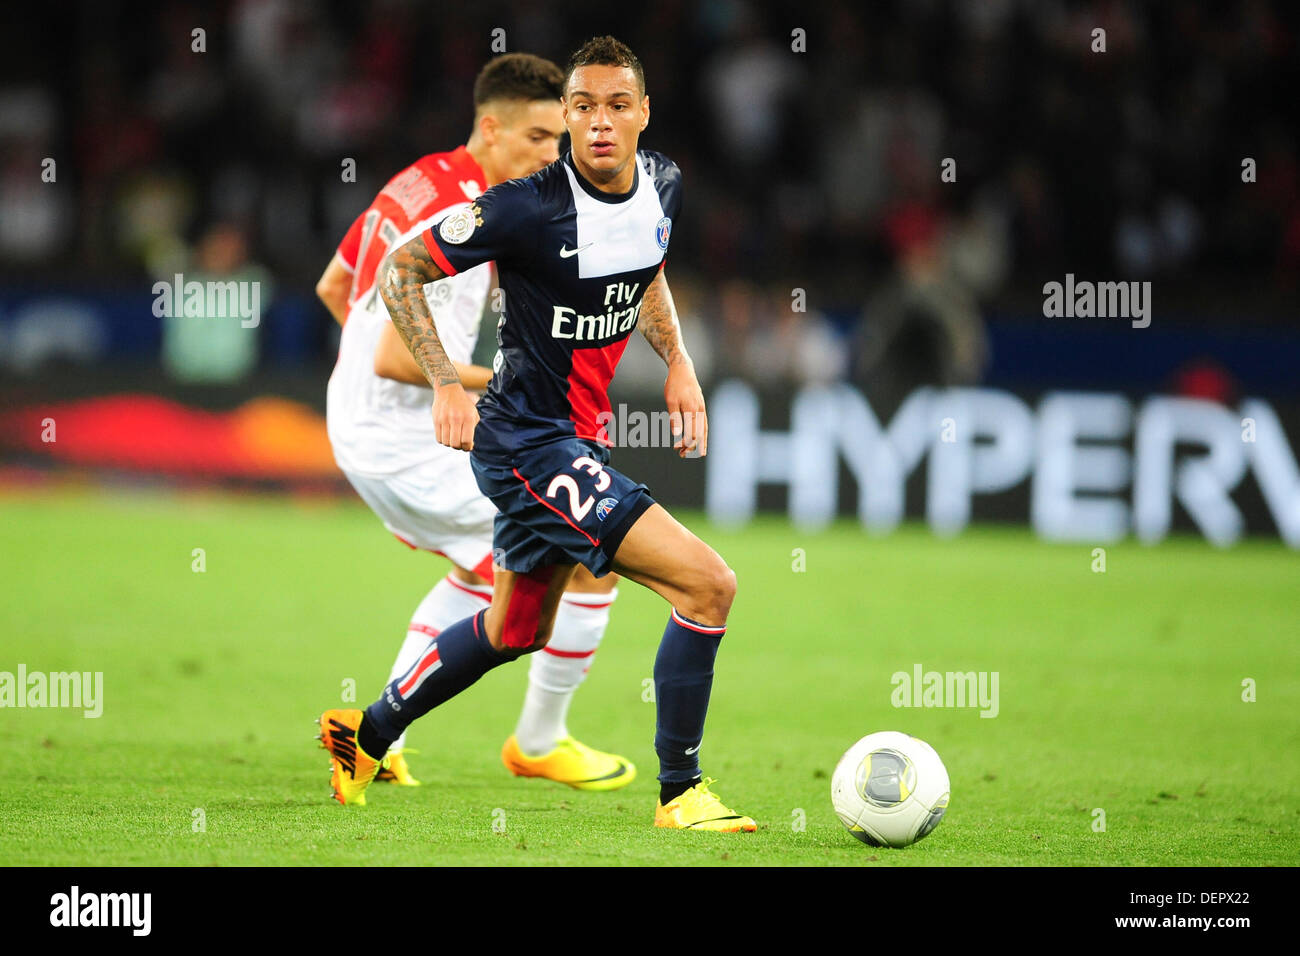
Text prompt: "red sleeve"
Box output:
[[421, 227, 459, 277], [336, 212, 365, 271]]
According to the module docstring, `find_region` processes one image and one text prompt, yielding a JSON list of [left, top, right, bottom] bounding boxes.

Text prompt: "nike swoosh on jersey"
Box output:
[[559, 243, 594, 258]]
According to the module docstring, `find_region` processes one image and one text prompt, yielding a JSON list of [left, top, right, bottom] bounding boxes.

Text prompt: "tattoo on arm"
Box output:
[[379, 237, 459, 388], [638, 270, 691, 368]]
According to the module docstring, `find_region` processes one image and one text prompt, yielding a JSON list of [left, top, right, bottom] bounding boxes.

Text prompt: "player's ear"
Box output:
[[479, 112, 499, 146], [640, 95, 649, 131]]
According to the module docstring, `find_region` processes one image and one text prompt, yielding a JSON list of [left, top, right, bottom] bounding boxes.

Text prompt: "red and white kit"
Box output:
[[326, 146, 496, 573]]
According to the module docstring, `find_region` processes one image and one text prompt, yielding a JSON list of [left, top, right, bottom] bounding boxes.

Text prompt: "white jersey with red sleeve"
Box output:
[[327, 146, 495, 477], [336, 145, 489, 309]]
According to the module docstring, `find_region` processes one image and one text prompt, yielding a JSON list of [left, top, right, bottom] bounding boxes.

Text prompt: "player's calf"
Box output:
[[608, 502, 755, 825]]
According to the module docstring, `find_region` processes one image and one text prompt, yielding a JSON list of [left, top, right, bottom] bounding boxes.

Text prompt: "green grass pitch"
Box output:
[[1, 488, 1296, 866]]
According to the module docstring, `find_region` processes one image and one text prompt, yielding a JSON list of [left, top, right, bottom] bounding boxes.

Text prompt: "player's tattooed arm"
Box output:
[[378, 237, 459, 388], [638, 268, 692, 369], [379, 237, 479, 451], [640, 268, 708, 457]]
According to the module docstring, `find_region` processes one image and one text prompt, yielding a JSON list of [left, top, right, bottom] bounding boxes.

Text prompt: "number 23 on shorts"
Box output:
[[544, 456, 610, 521]]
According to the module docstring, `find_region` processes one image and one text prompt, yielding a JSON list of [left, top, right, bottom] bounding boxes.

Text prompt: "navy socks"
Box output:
[[654, 610, 725, 789], [362, 609, 512, 754], [357, 603, 728, 796]]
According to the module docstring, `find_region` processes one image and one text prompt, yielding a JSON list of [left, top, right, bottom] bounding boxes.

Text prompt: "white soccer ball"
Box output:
[[831, 731, 950, 848]]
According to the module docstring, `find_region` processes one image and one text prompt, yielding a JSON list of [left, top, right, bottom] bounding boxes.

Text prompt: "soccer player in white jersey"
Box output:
[[318, 53, 634, 793]]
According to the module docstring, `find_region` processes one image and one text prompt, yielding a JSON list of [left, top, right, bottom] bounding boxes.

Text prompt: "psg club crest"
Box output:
[[655, 217, 671, 250], [596, 497, 619, 521]]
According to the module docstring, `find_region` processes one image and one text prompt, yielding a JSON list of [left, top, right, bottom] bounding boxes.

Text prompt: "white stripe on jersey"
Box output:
[[561, 155, 670, 279]]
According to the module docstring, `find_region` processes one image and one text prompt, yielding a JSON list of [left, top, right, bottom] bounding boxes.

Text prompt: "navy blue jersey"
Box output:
[[422, 149, 682, 452]]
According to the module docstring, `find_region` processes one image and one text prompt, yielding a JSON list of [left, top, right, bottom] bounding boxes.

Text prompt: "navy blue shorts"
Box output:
[[470, 436, 655, 577]]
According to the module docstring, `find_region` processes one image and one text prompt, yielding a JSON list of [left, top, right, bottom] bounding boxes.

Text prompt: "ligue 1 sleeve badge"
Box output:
[[440, 204, 482, 244], [655, 217, 672, 250]]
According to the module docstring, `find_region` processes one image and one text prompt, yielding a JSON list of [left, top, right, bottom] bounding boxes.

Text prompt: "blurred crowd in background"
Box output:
[[0, 0, 1296, 393]]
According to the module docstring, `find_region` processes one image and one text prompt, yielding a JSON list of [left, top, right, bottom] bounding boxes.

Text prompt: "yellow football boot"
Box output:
[[317, 709, 384, 806], [501, 735, 636, 791], [654, 778, 757, 832], [375, 749, 421, 786]]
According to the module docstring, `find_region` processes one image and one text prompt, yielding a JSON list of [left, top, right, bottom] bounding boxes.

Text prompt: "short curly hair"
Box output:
[[564, 36, 645, 96], [473, 53, 565, 109]]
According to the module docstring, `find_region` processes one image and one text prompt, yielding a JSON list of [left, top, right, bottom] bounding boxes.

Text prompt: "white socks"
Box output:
[[386, 574, 492, 751], [513, 589, 616, 756]]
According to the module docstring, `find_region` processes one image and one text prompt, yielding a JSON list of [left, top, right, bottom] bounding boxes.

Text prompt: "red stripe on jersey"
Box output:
[[567, 338, 630, 445], [422, 227, 459, 277], [407, 622, 440, 638]]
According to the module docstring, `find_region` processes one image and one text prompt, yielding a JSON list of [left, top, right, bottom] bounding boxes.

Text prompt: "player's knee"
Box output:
[[485, 619, 541, 658], [500, 611, 542, 652], [494, 567, 558, 651], [692, 556, 736, 624], [715, 562, 738, 617], [522, 623, 555, 654], [494, 608, 558, 654]]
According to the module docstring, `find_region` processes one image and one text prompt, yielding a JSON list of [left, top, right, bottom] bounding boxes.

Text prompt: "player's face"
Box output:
[[563, 66, 648, 184], [492, 100, 565, 181]]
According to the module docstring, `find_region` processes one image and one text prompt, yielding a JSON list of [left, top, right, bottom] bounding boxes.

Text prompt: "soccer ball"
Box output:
[[831, 731, 950, 848]]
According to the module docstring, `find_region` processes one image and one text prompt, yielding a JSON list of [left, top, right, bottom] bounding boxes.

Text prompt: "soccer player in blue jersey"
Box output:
[[320, 35, 754, 831]]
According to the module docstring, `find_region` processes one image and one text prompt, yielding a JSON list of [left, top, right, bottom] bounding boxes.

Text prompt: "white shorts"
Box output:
[[343, 455, 497, 575]]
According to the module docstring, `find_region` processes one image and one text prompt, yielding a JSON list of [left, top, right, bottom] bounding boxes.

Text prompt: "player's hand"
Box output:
[[664, 362, 707, 458], [432, 383, 479, 451]]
